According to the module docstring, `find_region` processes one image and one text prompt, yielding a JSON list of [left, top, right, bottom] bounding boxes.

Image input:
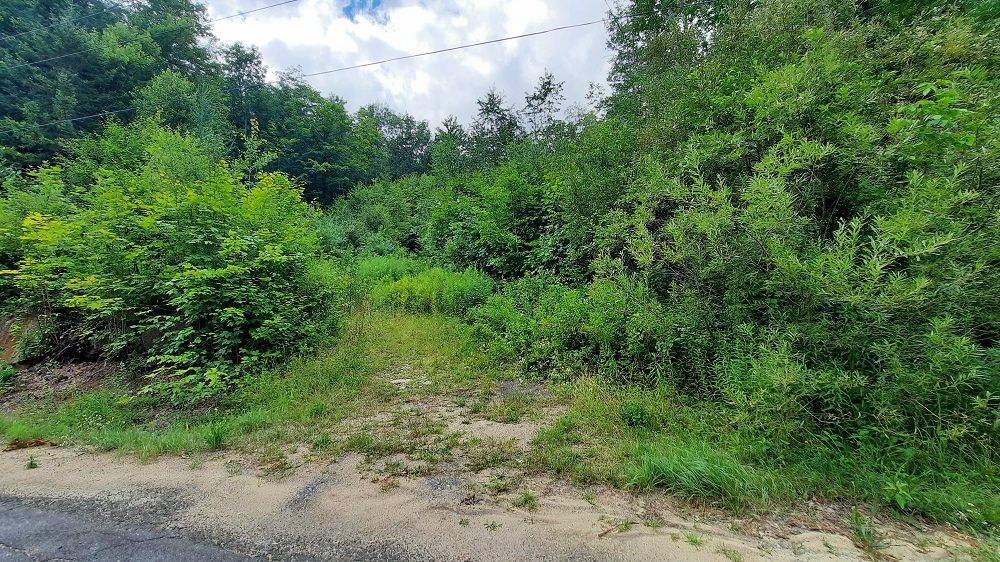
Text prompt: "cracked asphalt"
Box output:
[[0, 497, 251, 562]]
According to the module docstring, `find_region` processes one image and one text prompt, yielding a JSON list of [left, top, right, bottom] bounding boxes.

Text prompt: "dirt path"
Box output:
[[0, 443, 973, 562]]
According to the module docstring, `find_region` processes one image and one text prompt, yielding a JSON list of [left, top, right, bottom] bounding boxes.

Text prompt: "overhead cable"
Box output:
[[1, 0, 301, 72], [0, 0, 721, 135]]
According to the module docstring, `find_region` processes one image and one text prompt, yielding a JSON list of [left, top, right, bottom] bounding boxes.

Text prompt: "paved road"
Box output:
[[0, 497, 251, 562]]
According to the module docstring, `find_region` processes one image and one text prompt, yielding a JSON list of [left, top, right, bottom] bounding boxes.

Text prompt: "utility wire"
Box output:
[[304, 19, 605, 77], [302, 0, 717, 77], [1, 0, 301, 72], [0, 0, 720, 136], [0, 94, 198, 135], [2, 4, 120, 41]]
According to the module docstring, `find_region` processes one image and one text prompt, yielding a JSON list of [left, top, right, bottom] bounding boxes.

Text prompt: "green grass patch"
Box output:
[[370, 267, 493, 316], [0, 308, 504, 466], [628, 440, 782, 512]]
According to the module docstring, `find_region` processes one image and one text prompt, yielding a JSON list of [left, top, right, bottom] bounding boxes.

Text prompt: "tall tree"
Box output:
[[356, 104, 432, 180], [521, 70, 566, 140], [469, 87, 521, 167], [265, 72, 363, 204], [430, 115, 471, 178]]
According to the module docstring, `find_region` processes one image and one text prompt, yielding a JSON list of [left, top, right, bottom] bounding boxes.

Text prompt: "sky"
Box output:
[[202, 0, 614, 127]]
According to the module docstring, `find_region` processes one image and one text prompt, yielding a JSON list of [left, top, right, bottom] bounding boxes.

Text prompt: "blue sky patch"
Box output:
[[343, 0, 383, 20]]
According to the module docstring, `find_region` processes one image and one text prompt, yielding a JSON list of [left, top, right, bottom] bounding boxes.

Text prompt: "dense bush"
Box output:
[[460, 1, 1000, 496], [1, 122, 342, 401]]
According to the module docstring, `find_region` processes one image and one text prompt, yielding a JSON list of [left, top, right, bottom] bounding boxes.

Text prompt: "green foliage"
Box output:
[[0, 0, 214, 167], [370, 268, 493, 317], [3, 123, 335, 402], [0, 364, 13, 387], [1, 0, 998, 536], [619, 403, 651, 429], [330, 175, 440, 253], [628, 441, 781, 512], [354, 254, 431, 293], [511, 491, 539, 512]]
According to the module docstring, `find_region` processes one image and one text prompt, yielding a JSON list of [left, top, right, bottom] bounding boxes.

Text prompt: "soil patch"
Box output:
[[0, 360, 120, 411]]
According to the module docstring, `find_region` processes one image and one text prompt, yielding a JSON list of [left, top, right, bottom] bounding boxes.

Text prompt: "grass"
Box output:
[[849, 508, 886, 551], [685, 532, 704, 547], [465, 437, 522, 472], [0, 308, 503, 467], [628, 441, 781, 512], [511, 491, 538, 512], [3, 305, 998, 543]]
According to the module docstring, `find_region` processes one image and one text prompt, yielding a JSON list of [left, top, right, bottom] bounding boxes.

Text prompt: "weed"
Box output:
[[822, 537, 834, 551], [259, 445, 294, 477], [849, 508, 886, 551], [346, 432, 409, 460], [484, 521, 502, 532], [484, 472, 514, 496], [0, 364, 13, 387], [582, 491, 597, 506], [685, 532, 704, 547], [204, 423, 228, 450], [468, 399, 487, 415], [490, 394, 536, 424], [972, 540, 1000, 562], [465, 437, 521, 471], [717, 546, 744, 562], [620, 402, 651, 428], [791, 542, 805, 555], [459, 518, 470, 527], [311, 433, 333, 450], [25, 455, 37, 469], [511, 491, 538, 512], [643, 515, 665, 528]]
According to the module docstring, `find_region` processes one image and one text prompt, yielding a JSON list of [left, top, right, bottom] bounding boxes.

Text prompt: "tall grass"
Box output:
[[370, 267, 493, 316], [628, 440, 782, 512]]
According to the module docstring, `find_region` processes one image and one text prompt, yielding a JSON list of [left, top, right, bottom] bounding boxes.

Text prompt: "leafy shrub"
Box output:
[[0, 363, 13, 387], [470, 276, 591, 377], [620, 403, 652, 428], [5, 124, 332, 402], [370, 267, 493, 316], [471, 270, 713, 386]]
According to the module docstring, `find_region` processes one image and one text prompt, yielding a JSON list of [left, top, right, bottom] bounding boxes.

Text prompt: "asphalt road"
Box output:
[[0, 497, 251, 562]]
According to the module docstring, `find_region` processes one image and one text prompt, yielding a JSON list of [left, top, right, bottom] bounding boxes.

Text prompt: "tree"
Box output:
[[521, 70, 565, 138], [356, 104, 432, 180], [264, 72, 364, 204], [221, 42, 267, 137], [469, 87, 522, 167], [430, 115, 471, 178]]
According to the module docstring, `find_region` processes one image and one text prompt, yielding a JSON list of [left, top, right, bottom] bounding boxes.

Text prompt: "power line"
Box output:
[[0, 0, 721, 136], [2, 5, 120, 41], [1, 0, 301, 72], [302, 0, 717, 77], [304, 20, 606, 77], [0, 94, 198, 135]]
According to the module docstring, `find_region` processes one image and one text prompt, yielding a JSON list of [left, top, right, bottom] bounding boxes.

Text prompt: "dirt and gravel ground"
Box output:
[[0, 424, 977, 562]]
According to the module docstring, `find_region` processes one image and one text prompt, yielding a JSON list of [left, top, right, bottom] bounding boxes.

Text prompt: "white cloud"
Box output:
[[203, 0, 612, 126]]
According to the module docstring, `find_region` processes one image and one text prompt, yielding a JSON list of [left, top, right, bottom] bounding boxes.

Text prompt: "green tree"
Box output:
[[469, 88, 522, 167]]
